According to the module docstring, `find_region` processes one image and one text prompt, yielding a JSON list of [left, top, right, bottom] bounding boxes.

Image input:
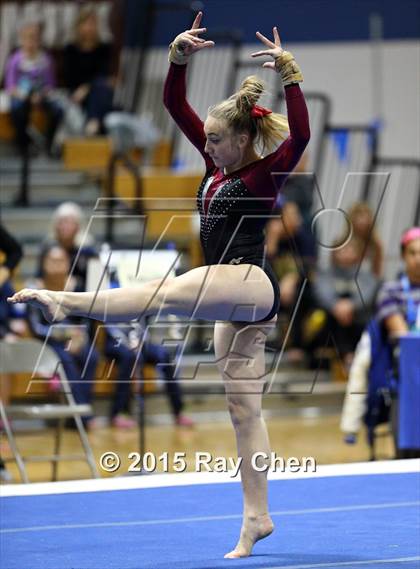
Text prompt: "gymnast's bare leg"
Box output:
[[8, 263, 275, 324], [214, 318, 276, 558]]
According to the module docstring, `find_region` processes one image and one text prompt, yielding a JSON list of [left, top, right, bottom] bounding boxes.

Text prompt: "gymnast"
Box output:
[[8, 12, 309, 558]]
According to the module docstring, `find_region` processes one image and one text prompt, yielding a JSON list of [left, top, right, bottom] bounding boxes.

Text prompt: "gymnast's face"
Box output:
[[204, 116, 249, 171], [403, 238, 420, 282]]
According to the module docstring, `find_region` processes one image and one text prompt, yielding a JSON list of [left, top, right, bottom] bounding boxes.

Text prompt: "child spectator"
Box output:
[[5, 19, 63, 156], [27, 245, 99, 428]]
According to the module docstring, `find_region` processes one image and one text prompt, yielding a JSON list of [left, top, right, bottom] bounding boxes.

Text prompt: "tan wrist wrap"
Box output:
[[274, 50, 303, 85], [168, 41, 189, 65]]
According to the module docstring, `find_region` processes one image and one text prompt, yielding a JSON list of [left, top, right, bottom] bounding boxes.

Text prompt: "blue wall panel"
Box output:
[[140, 0, 420, 45]]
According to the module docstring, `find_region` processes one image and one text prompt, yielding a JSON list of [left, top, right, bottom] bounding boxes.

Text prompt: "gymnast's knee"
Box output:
[[226, 395, 261, 430]]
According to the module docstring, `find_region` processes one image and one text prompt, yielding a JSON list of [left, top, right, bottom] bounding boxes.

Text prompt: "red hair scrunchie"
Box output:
[[250, 104, 272, 119]]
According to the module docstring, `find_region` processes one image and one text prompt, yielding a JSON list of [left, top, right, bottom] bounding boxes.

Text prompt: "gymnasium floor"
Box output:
[[0, 387, 397, 483], [1, 460, 419, 569]]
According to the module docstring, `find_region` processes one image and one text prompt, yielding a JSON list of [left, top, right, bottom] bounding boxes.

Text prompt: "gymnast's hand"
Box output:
[[7, 288, 68, 324], [252, 27, 304, 84], [169, 11, 214, 64], [251, 27, 284, 70]]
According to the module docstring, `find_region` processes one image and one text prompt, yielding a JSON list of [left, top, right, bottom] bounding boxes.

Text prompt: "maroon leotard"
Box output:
[[163, 62, 310, 320]]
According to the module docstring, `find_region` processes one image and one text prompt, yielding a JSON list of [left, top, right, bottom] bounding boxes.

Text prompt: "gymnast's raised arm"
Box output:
[[240, 27, 310, 198], [163, 11, 215, 169]]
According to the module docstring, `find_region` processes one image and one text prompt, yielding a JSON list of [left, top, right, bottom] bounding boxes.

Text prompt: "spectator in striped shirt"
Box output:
[[375, 227, 420, 459], [376, 227, 420, 336]]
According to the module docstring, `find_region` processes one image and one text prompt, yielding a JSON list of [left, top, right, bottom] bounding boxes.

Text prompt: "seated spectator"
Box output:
[[26, 245, 99, 428], [266, 200, 317, 360], [0, 279, 27, 343], [341, 227, 420, 458], [0, 279, 28, 435], [375, 227, 420, 458], [104, 321, 194, 429], [104, 266, 194, 429], [5, 18, 63, 156], [281, 151, 314, 235], [376, 227, 420, 335], [0, 225, 25, 482], [345, 202, 384, 277], [266, 200, 317, 300], [311, 238, 379, 365], [63, 5, 117, 136], [0, 223, 23, 289], [38, 202, 97, 292], [37, 203, 192, 428]]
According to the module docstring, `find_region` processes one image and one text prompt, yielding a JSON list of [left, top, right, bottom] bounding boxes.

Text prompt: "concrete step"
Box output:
[[1, 171, 86, 188], [1, 184, 99, 207], [0, 156, 64, 173], [2, 207, 143, 240], [0, 156, 99, 206]]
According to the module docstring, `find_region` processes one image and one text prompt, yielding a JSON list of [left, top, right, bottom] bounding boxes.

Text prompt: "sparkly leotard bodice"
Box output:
[[196, 171, 272, 265]]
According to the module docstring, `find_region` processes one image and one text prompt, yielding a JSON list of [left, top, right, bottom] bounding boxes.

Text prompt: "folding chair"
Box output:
[[0, 339, 99, 482]]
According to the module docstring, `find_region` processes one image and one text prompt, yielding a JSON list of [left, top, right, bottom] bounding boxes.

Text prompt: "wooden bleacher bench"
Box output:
[[62, 137, 203, 266], [0, 110, 14, 141], [62, 138, 172, 172], [111, 166, 203, 266], [63, 136, 113, 172]]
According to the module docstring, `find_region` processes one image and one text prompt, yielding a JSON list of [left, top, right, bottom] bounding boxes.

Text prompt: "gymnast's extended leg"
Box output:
[[8, 264, 275, 324]]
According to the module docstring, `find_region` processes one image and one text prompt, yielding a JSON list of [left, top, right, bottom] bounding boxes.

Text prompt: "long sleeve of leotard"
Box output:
[[243, 84, 310, 198], [163, 63, 214, 171]]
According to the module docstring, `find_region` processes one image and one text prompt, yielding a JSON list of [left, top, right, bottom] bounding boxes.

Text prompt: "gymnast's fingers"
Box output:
[[191, 11, 203, 30], [273, 26, 282, 47], [188, 27, 207, 36], [256, 31, 276, 48], [251, 49, 274, 58]]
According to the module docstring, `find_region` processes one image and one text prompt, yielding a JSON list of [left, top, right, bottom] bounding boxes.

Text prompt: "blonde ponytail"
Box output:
[[235, 75, 265, 114], [208, 75, 289, 154]]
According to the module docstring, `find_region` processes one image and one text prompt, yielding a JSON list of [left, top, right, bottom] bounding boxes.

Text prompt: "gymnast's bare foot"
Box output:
[[224, 513, 274, 558], [7, 289, 69, 323]]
